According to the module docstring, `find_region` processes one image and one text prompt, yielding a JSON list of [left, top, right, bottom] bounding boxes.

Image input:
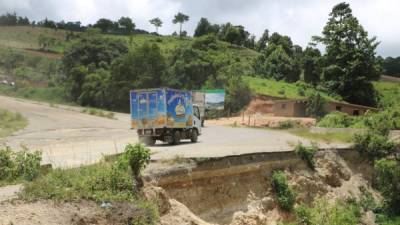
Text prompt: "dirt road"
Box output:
[[0, 95, 349, 167]]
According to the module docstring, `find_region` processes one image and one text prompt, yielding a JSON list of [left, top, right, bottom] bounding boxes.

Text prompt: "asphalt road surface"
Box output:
[[0, 95, 348, 167]]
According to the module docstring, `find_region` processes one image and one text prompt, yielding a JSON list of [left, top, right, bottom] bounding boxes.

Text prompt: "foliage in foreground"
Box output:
[[0, 147, 42, 183], [353, 131, 396, 161], [271, 171, 296, 211], [294, 198, 361, 225], [374, 159, 400, 215], [21, 143, 151, 202], [294, 143, 317, 170], [0, 108, 28, 138]]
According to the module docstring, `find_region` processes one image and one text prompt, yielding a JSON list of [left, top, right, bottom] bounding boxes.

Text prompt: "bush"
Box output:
[[306, 92, 326, 118], [22, 162, 134, 202], [317, 111, 353, 128], [374, 159, 400, 214], [118, 144, 151, 188], [276, 120, 303, 129], [0, 146, 42, 183], [295, 143, 317, 170], [271, 170, 296, 211], [294, 198, 361, 225], [0, 147, 14, 180], [353, 131, 396, 161], [13, 148, 42, 181]]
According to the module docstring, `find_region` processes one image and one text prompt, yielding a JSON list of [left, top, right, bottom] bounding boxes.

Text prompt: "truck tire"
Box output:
[[191, 129, 198, 143], [172, 130, 181, 145], [139, 136, 156, 146]]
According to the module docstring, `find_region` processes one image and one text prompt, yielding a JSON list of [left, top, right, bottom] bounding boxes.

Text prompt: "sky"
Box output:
[[0, 0, 399, 57]]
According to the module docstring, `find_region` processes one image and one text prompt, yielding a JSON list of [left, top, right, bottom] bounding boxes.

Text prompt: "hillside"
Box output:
[[245, 76, 340, 101], [0, 26, 398, 110]]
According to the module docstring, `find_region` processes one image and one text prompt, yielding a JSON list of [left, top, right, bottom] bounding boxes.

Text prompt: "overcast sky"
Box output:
[[0, 0, 399, 57]]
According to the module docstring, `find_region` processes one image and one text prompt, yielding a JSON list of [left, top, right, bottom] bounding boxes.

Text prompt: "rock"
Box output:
[[230, 210, 268, 225], [261, 197, 274, 211], [143, 186, 171, 215]]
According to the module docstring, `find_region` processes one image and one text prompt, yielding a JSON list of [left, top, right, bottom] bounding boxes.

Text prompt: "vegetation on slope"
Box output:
[[0, 108, 28, 138]]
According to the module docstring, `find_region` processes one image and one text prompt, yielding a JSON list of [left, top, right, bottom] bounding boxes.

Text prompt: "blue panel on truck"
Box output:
[[166, 89, 193, 128], [130, 88, 193, 129]]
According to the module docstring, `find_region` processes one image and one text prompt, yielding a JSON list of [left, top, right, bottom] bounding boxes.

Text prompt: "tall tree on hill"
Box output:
[[256, 29, 269, 51], [194, 18, 218, 37], [94, 18, 115, 33], [149, 17, 162, 33], [303, 46, 322, 86], [172, 12, 189, 38], [118, 17, 135, 34], [313, 2, 381, 106]]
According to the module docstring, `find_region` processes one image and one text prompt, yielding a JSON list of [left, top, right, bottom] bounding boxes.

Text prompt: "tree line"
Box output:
[[2, 2, 392, 109]]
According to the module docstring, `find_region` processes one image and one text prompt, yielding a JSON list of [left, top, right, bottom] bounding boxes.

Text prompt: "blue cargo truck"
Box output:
[[130, 88, 202, 145]]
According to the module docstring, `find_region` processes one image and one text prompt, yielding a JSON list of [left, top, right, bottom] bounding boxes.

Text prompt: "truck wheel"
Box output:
[[191, 129, 198, 143], [172, 130, 181, 145], [139, 137, 156, 146]]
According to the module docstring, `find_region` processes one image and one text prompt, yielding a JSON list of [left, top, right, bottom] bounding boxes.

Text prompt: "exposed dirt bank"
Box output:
[[146, 149, 379, 225]]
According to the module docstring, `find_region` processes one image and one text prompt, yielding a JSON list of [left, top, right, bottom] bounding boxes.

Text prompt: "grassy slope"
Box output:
[[373, 81, 400, 107], [244, 76, 338, 101], [0, 108, 28, 138]]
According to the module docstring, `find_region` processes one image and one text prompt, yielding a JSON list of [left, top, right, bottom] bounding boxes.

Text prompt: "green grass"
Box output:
[[244, 76, 339, 101], [374, 81, 400, 108], [289, 128, 353, 143], [0, 108, 28, 138], [0, 85, 72, 105], [81, 107, 115, 119]]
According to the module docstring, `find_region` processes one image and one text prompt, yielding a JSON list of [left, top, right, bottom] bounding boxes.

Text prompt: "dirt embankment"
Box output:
[[0, 149, 378, 225], [146, 149, 379, 225]]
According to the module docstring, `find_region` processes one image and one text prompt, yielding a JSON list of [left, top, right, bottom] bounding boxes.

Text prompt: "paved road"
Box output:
[[0, 96, 348, 167]]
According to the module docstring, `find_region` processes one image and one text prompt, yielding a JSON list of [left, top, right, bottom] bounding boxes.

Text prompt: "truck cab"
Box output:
[[130, 88, 202, 146]]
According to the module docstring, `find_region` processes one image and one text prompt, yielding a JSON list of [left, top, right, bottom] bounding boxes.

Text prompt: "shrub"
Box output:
[[118, 144, 151, 188], [0, 147, 14, 180], [306, 92, 326, 118], [353, 131, 396, 161], [294, 198, 361, 225], [317, 111, 353, 128], [22, 163, 134, 202], [374, 159, 400, 214], [295, 143, 318, 170], [276, 120, 303, 129], [0, 146, 42, 183], [271, 170, 296, 211], [13, 148, 42, 181]]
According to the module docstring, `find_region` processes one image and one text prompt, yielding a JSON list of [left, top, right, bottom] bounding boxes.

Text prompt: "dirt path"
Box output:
[[0, 95, 350, 167]]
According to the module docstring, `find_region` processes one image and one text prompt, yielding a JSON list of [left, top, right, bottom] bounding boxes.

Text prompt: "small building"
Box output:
[[272, 99, 377, 117]]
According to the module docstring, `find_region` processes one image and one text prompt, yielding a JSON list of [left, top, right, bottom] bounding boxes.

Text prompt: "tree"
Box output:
[[63, 32, 128, 102], [109, 43, 167, 110], [93, 18, 115, 33], [256, 29, 269, 51], [149, 17, 162, 33], [194, 18, 218, 37], [306, 92, 326, 118], [172, 12, 189, 38], [303, 46, 322, 86], [118, 17, 135, 34], [224, 69, 252, 113], [254, 44, 300, 82], [313, 2, 381, 106]]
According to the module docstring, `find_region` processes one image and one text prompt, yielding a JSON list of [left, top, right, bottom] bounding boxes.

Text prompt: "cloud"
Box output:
[[0, 0, 398, 56]]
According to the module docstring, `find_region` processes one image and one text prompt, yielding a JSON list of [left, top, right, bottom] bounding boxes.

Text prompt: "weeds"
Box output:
[[81, 107, 115, 119], [271, 170, 296, 211], [294, 198, 361, 225], [0, 146, 42, 184], [0, 108, 28, 138], [294, 143, 317, 170], [276, 120, 303, 129], [353, 131, 396, 161]]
